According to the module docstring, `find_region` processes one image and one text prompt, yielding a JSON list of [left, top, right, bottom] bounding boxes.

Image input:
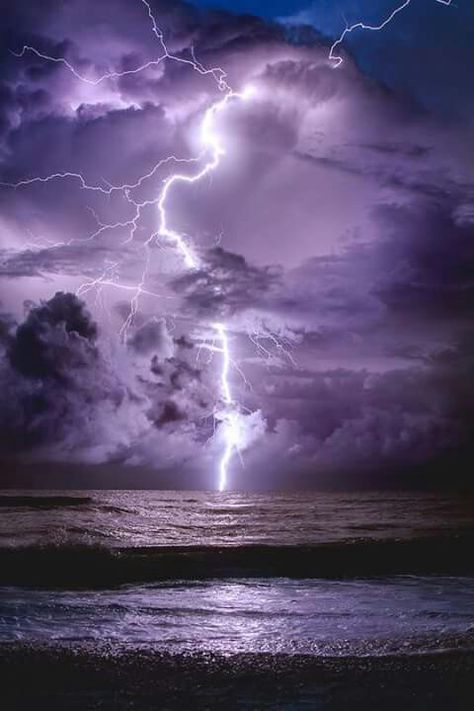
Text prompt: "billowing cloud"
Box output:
[[0, 292, 148, 462], [128, 316, 174, 357], [0, 0, 473, 487], [170, 246, 281, 317], [0, 292, 216, 468]]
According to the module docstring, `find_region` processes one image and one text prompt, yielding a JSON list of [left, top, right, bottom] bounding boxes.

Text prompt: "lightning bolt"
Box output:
[[329, 0, 453, 68], [4, 0, 452, 489], [4, 0, 256, 491], [156, 85, 255, 271], [154, 82, 255, 490], [12, 0, 229, 90], [213, 323, 239, 492]]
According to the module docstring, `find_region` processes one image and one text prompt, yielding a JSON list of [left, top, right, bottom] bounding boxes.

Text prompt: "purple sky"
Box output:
[[0, 0, 473, 489]]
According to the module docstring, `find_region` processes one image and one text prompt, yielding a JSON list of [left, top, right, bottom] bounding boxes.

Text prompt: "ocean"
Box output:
[[1, 490, 473, 708]]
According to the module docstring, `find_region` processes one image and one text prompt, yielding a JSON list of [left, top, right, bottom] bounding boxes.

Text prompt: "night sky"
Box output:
[[0, 0, 473, 489]]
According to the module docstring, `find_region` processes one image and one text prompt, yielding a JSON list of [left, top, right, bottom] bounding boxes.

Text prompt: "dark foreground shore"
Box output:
[[1, 644, 473, 710]]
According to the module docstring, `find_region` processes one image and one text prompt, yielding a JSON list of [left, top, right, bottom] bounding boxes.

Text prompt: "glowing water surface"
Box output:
[[1, 490, 472, 548], [1, 576, 473, 655]]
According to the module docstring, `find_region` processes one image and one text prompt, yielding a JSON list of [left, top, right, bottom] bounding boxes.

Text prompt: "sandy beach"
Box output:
[[2, 643, 474, 710]]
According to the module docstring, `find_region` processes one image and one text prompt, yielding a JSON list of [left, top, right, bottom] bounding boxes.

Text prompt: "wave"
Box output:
[[95, 504, 134, 514], [0, 495, 93, 509], [1, 536, 473, 587]]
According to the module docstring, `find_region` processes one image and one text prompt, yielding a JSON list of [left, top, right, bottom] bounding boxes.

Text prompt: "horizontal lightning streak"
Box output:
[[12, 0, 229, 90]]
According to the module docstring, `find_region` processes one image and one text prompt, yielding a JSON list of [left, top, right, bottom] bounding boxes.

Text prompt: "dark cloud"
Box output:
[[0, 291, 215, 465], [0, 0, 472, 486], [0, 292, 140, 458], [242, 332, 474, 483], [156, 399, 186, 426], [170, 246, 280, 317], [374, 202, 474, 320], [128, 317, 173, 357], [270, 197, 474, 354], [274, 0, 474, 119], [8, 291, 97, 379], [0, 310, 15, 348]]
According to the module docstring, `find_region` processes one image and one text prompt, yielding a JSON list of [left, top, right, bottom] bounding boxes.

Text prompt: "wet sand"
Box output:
[[2, 643, 473, 710]]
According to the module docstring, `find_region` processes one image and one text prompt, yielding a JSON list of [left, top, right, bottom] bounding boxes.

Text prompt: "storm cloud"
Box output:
[[0, 0, 472, 487]]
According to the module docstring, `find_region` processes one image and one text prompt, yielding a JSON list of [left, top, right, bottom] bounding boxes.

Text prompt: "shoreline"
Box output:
[[2, 643, 474, 709]]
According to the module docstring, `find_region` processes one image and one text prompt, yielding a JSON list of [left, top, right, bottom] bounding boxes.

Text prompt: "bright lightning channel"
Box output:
[[157, 84, 255, 491], [144, 0, 453, 491], [156, 85, 255, 271], [6, 0, 453, 490], [213, 323, 240, 492]]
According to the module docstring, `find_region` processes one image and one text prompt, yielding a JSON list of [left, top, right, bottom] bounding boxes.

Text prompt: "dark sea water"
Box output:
[[1, 489, 472, 548], [0, 490, 473, 659]]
